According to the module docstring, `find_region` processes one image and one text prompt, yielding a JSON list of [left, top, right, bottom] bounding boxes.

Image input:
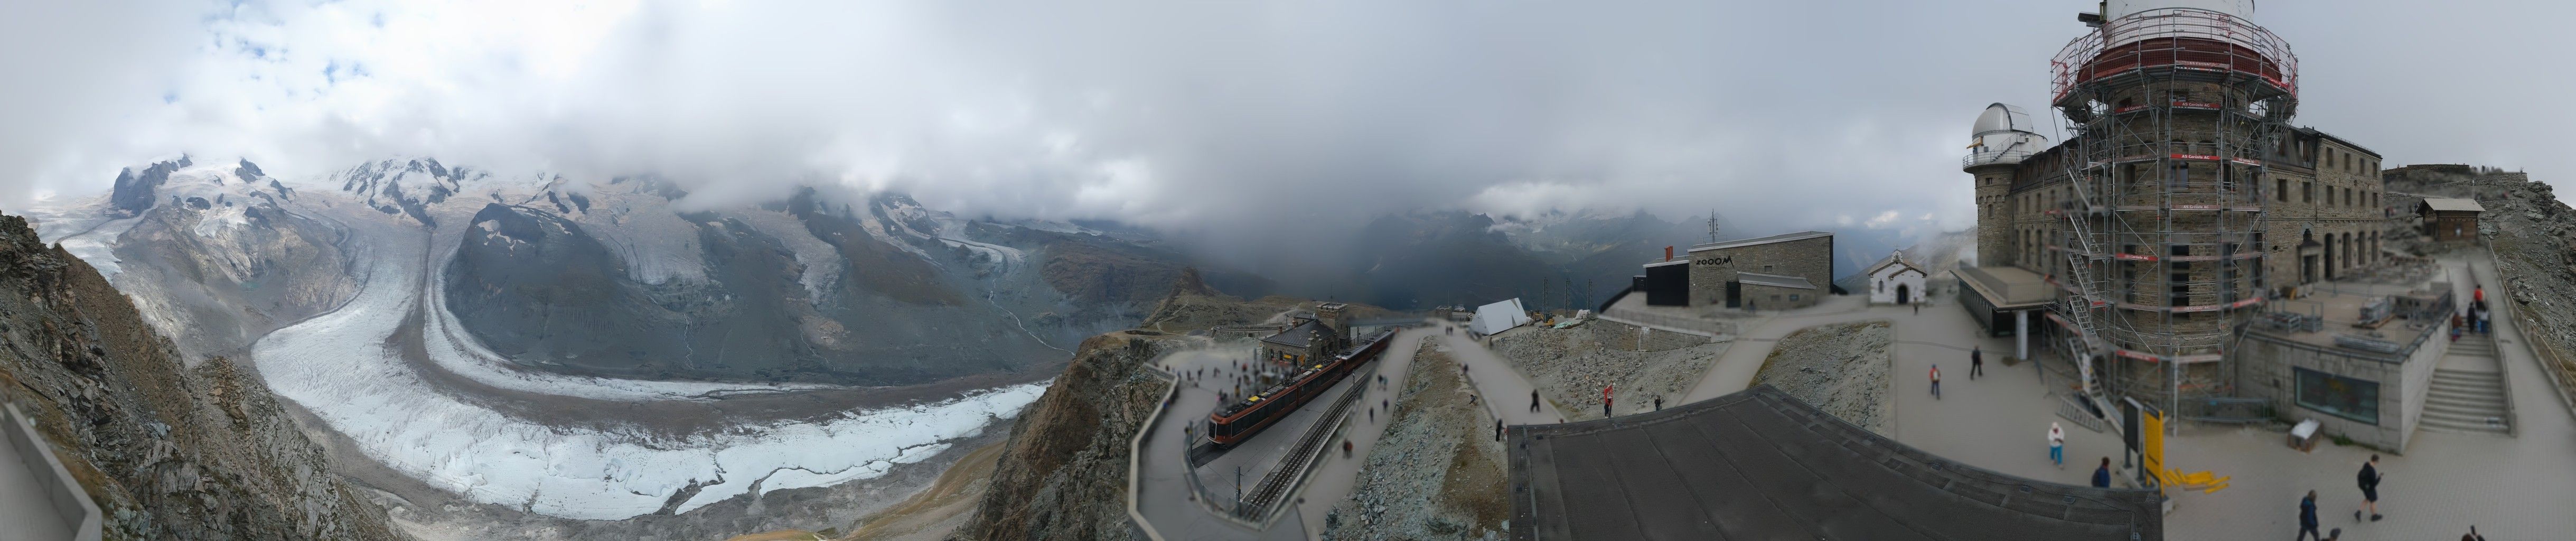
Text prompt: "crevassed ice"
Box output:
[[253, 209, 1048, 520]]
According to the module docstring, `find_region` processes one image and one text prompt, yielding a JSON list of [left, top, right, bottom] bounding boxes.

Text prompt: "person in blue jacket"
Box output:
[[2091, 457, 2112, 488], [2299, 490, 2324, 540]]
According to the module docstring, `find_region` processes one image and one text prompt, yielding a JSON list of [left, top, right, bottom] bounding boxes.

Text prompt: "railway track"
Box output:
[[1231, 362, 1374, 521]]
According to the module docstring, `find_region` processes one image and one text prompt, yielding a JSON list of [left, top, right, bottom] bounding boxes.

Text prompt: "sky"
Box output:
[[2, 0, 2569, 249]]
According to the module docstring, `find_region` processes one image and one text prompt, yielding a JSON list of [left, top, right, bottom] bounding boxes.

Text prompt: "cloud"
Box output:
[[4, 0, 2570, 251]]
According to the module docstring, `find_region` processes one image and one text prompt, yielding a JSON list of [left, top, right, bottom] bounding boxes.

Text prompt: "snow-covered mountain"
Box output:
[[22, 156, 1262, 523]]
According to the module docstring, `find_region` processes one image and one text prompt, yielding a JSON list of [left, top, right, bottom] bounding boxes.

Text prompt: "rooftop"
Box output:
[[1956, 266, 2057, 309], [1260, 319, 1337, 349], [2420, 198, 2486, 212], [1687, 230, 1832, 253], [1508, 385, 2163, 540]]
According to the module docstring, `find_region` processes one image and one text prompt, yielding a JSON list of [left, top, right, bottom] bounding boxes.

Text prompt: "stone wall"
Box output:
[[1685, 235, 1832, 307], [2238, 329, 2444, 453]]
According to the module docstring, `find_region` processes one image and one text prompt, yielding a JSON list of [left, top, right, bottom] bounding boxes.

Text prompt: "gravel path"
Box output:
[[1486, 324, 1727, 421]]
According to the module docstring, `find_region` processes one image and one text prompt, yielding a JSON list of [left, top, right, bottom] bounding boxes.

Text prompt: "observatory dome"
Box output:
[[1964, 103, 2048, 169]]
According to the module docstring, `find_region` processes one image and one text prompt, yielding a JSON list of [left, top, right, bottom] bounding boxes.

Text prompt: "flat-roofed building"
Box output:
[[1676, 230, 1834, 310]]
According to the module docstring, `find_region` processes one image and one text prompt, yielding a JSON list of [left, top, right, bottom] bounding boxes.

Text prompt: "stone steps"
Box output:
[[2420, 364, 2511, 435]]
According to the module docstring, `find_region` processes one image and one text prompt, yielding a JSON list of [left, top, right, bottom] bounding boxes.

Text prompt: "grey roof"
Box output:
[[1642, 258, 1690, 268], [1688, 230, 1833, 253], [2419, 198, 2485, 212], [1260, 319, 1336, 349], [1956, 266, 2056, 307], [1736, 272, 1816, 290], [1508, 385, 2165, 540], [2298, 127, 2381, 159]]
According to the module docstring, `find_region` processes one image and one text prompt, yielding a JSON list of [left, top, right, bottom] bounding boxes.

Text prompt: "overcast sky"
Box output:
[[2, 1, 2568, 246]]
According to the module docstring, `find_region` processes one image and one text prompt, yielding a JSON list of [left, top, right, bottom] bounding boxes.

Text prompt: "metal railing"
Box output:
[[2050, 7, 2299, 102]]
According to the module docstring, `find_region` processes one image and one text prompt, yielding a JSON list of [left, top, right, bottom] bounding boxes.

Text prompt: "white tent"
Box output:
[[1472, 298, 1532, 335]]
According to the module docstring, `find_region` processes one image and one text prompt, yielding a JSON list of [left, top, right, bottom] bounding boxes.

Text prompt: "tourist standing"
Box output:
[[1530, 389, 1540, 413], [1601, 385, 1614, 417], [1929, 365, 1941, 399], [1970, 347, 1984, 379], [2356, 455, 2384, 521], [1654, 396, 1664, 411], [2048, 422, 2065, 468], [2299, 491, 2324, 540], [2091, 458, 2112, 488]]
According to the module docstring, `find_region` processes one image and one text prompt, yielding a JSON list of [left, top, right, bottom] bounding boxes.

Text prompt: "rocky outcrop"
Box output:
[[1749, 321, 1892, 435], [107, 157, 192, 217], [949, 330, 1178, 541], [0, 212, 399, 540], [1325, 340, 1509, 540]]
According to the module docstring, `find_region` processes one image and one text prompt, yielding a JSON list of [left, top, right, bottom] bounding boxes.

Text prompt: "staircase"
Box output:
[[2422, 334, 2511, 435]]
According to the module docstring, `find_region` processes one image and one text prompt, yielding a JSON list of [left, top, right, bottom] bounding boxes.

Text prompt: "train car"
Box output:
[[1207, 329, 1395, 447]]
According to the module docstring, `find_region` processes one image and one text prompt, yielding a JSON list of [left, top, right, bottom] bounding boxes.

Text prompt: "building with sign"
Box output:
[[1670, 230, 1834, 311]]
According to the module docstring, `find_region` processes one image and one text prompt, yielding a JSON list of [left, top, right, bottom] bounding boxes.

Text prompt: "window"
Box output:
[[2303, 182, 2313, 203], [2296, 367, 2381, 424], [1789, 294, 1801, 302], [2278, 179, 2289, 202], [1762, 264, 1776, 273]]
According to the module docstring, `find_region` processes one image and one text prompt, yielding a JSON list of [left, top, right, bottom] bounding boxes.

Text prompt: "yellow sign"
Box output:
[[2142, 411, 2166, 491]]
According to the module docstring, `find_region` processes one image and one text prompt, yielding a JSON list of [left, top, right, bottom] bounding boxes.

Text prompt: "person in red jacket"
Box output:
[[1601, 385, 1614, 417], [1929, 365, 1942, 399]]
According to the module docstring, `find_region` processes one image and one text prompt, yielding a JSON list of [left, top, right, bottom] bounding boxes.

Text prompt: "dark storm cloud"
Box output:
[[1, 1, 2568, 251]]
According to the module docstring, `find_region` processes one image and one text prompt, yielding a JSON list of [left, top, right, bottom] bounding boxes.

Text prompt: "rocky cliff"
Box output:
[[2383, 167, 2576, 373], [949, 330, 1178, 541], [1325, 339, 1509, 540], [0, 212, 399, 540]]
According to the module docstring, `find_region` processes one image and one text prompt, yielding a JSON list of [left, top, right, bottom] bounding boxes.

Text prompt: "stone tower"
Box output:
[[1964, 102, 2048, 268], [2047, 0, 2296, 402]]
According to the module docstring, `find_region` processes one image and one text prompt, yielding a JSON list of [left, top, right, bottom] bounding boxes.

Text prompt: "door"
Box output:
[[1725, 281, 1742, 308], [1896, 284, 1911, 305]]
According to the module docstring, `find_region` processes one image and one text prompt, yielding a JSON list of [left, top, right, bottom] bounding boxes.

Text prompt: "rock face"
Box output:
[[1325, 340, 1509, 540], [107, 156, 193, 217], [949, 330, 1178, 541], [0, 212, 399, 540]]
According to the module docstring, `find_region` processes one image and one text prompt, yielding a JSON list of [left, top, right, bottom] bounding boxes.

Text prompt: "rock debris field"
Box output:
[[1488, 325, 1727, 421], [1748, 320, 1893, 435]]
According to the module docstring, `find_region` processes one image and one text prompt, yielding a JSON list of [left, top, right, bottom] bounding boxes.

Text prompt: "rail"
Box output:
[[2050, 7, 2298, 102], [1233, 361, 1376, 523], [2506, 292, 2576, 418]]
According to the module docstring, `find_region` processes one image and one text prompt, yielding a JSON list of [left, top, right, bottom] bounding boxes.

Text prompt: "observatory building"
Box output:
[[1957, 1, 2408, 429]]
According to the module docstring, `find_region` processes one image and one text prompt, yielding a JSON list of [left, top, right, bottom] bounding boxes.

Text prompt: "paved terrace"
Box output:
[[1648, 251, 2576, 538]]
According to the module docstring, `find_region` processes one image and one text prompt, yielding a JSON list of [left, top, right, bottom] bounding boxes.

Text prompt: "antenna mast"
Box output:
[[1705, 210, 1722, 244]]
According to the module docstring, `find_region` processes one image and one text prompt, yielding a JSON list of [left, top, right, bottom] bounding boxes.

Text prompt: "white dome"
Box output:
[[1971, 103, 2036, 138], [1965, 103, 2048, 169]]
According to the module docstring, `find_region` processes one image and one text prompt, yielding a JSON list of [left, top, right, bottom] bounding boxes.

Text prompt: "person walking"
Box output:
[[1601, 385, 1614, 417], [1530, 389, 1540, 413], [2091, 457, 2112, 488], [1929, 365, 1942, 399], [1495, 419, 1504, 442], [1654, 396, 1664, 411], [2048, 422, 2065, 468], [1970, 347, 1984, 379], [2356, 455, 2384, 521], [2299, 490, 2325, 541]]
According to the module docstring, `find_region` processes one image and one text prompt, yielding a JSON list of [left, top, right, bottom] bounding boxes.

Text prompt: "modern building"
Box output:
[[1669, 230, 1835, 310], [1957, 2, 2408, 422], [2416, 198, 2485, 244]]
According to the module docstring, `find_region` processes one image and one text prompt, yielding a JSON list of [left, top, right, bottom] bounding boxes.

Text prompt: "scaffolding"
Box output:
[[2043, 7, 2298, 422]]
